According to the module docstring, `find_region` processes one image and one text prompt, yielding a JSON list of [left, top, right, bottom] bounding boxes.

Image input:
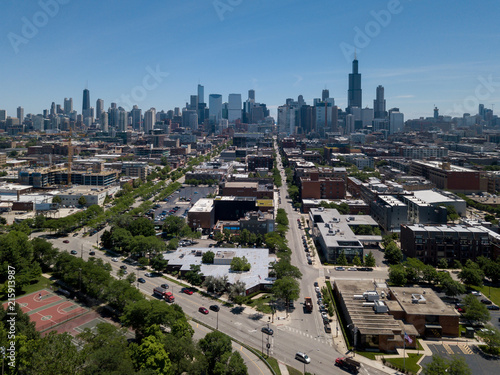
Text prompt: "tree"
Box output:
[[438, 258, 449, 269], [52, 195, 62, 204], [228, 280, 246, 302], [150, 254, 168, 272], [458, 261, 485, 287], [185, 264, 203, 285], [163, 216, 187, 237], [272, 260, 302, 280], [424, 355, 471, 375], [365, 251, 376, 267], [463, 294, 490, 323], [445, 205, 460, 222], [78, 195, 87, 206], [272, 276, 300, 310], [384, 241, 403, 265], [202, 251, 215, 264], [388, 264, 407, 286], [476, 327, 500, 353], [131, 334, 173, 374], [440, 275, 466, 297], [230, 256, 251, 272], [199, 331, 232, 375], [215, 351, 248, 375], [128, 217, 156, 237], [214, 232, 224, 243], [337, 251, 348, 266], [404, 258, 425, 283], [352, 255, 362, 267], [422, 265, 439, 284]]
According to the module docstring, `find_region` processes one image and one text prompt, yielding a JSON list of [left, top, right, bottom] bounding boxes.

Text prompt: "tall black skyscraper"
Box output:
[[347, 56, 362, 111], [82, 88, 90, 114], [322, 89, 329, 101], [374, 85, 386, 118]]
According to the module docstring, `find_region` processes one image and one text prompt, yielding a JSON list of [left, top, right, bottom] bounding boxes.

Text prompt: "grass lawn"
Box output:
[[472, 285, 500, 307], [356, 350, 378, 360], [246, 294, 273, 314], [385, 353, 422, 374], [265, 356, 281, 375], [287, 365, 303, 375], [0, 275, 54, 302]]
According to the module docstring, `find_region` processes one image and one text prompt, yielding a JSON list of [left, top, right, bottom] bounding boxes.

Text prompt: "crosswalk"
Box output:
[[280, 326, 333, 346], [458, 344, 473, 355]]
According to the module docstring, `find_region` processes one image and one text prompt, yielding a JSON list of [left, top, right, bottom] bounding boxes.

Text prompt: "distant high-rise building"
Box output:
[[190, 95, 198, 111], [348, 56, 362, 111], [479, 104, 485, 119], [118, 109, 127, 132], [131, 106, 142, 131], [144, 108, 156, 134], [373, 85, 386, 118], [0, 110, 6, 121], [228, 94, 242, 123], [434, 106, 439, 119], [50, 102, 56, 116], [389, 110, 404, 134], [248, 89, 255, 101], [197, 84, 204, 104], [322, 89, 329, 101], [82, 88, 90, 114], [101, 112, 109, 132], [64, 98, 73, 114], [17, 106, 24, 122], [209, 94, 222, 124], [96, 99, 104, 121]]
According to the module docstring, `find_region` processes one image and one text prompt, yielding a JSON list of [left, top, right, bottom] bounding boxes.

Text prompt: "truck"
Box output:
[[335, 357, 360, 373], [164, 292, 175, 303], [153, 286, 169, 298], [304, 297, 313, 313]]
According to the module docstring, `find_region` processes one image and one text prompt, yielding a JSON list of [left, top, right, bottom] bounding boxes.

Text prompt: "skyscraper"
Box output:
[[17, 106, 24, 122], [209, 94, 222, 124], [144, 108, 156, 134], [228, 94, 242, 123], [197, 84, 204, 104], [322, 89, 329, 101], [248, 89, 255, 101], [96, 99, 104, 121], [131, 106, 142, 131], [373, 85, 386, 119], [64, 98, 73, 115], [82, 88, 90, 114], [347, 57, 362, 111]]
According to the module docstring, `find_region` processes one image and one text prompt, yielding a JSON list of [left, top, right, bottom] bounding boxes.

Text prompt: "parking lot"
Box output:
[[149, 185, 217, 224]]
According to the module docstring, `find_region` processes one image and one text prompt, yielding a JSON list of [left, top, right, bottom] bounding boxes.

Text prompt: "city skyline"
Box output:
[[2, 0, 500, 119]]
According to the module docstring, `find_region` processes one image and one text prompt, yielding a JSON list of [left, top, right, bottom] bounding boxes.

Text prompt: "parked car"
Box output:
[[348, 267, 358, 271], [313, 281, 319, 287], [63, 240, 69, 243], [487, 305, 500, 310], [120, 265, 127, 270], [481, 299, 493, 305], [137, 278, 146, 283], [210, 305, 220, 312], [70, 250, 77, 255], [335, 267, 345, 271], [89, 251, 95, 256], [471, 291, 482, 296], [261, 327, 274, 335], [145, 272, 153, 277], [199, 307, 209, 315], [111, 257, 118, 262]]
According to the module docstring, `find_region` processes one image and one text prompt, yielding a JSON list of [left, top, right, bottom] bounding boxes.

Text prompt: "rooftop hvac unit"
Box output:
[[411, 294, 427, 304], [353, 295, 364, 300], [373, 300, 388, 313], [363, 291, 379, 302], [363, 302, 375, 307]]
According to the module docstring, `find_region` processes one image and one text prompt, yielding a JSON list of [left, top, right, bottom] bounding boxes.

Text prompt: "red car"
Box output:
[[63, 240, 69, 243], [183, 288, 194, 295], [199, 307, 209, 315]]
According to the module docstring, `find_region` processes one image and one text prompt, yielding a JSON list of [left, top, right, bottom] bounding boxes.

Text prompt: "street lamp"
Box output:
[[216, 309, 219, 331]]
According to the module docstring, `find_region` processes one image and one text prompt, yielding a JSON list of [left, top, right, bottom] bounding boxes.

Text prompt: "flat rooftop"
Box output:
[[412, 190, 464, 204], [189, 198, 214, 213], [389, 286, 459, 317]]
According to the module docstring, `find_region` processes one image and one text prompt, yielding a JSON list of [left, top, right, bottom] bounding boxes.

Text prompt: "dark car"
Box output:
[[89, 251, 96, 256], [137, 278, 146, 283], [70, 250, 77, 255], [199, 307, 209, 315], [313, 282, 319, 287], [261, 327, 274, 335], [487, 305, 500, 310], [63, 240, 69, 243], [481, 299, 493, 305], [210, 305, 220, 312], [120, 265, 127, 270], [160, 283, 169, 289]]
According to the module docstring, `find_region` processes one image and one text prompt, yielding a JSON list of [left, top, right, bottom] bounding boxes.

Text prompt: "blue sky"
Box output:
[[1, 0, 500, 120]]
